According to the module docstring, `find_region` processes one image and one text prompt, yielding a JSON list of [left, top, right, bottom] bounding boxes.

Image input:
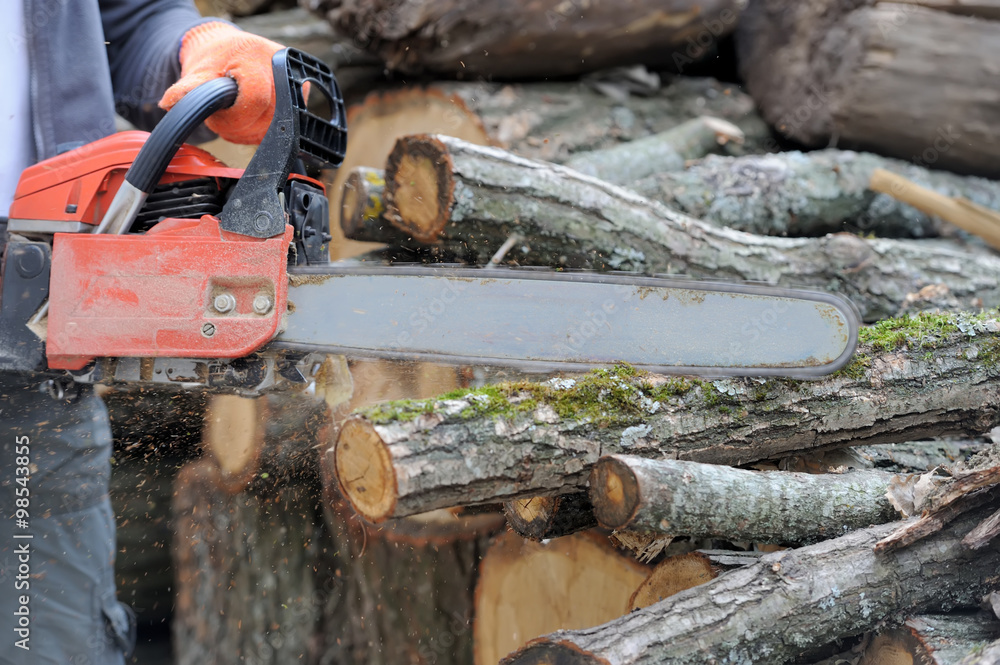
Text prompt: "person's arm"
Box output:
[[99, 0, 212, 132]]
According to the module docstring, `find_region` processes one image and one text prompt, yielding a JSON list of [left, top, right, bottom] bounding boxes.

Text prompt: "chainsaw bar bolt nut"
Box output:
[[253, 294, 273, 315], [213, 292, 237, 314]]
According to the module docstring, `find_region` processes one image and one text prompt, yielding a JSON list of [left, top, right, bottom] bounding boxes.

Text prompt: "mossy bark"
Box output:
[[501, 506, 1000, 665], [590, 455, 899, 545], [333, 316, 1000, 521], [382, 134, 1000, 321]]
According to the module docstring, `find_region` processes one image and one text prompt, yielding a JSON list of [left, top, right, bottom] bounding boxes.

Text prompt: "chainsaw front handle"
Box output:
[[94, 47, 346, 238]]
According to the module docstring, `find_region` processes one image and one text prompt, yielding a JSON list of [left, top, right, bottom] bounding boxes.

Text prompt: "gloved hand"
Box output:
[[159, 22, 283, 145]]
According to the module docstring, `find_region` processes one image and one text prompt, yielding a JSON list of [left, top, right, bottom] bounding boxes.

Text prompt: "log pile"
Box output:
[[100, 2, 1000, 664]]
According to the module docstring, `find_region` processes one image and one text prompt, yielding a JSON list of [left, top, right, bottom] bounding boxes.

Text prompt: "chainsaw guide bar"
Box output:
[[277, 265, 860, 379]]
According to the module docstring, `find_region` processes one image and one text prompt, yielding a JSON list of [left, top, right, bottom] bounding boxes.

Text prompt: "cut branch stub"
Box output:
[[385, 134, 454, 244], [334, 416, 397, 522]]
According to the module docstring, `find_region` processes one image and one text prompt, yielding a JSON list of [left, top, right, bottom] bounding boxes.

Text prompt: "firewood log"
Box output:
[[633, 149, 1000, 239], [561, 116, 744, 186], [382, 134, 1000, 320], [590, 456, 900, 545], [473, 531, 651, 665], [861, 613, 1000, 665], [736, 0, 1000, 178], [438, 77, 771, 163], [502, 493, 598, 541], [329, 312, 1000, 522], [500, 504, 1000, 665], [312, 0, 744, 78]]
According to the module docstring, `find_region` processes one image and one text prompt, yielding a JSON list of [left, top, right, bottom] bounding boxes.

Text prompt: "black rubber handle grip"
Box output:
[[124, 77, 239, 193]]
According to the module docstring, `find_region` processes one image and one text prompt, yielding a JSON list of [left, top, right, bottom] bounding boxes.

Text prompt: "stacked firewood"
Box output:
[[144, 2, 1000, 664]]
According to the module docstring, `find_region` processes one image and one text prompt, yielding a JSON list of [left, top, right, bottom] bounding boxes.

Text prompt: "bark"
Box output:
[[437, 77, 772, 163], [964, 506, 1000, 549], [862, 613, 1000, 665], [382, 134, 1000, 321], [562, 116, 745, 186], [961, 637, 1000, 665], [857, 439, 992, 473], [331, 314, 1000, 522], [313, 0, 743, 78], [590, 456, 900, 545], [633, 149, 1000, 239], [736, 0, 1000, 178], [500, 506, 1000, 665], [876, 464, 1000, 552], [502, 493, 597, 541], [473, 531, 650, 665]]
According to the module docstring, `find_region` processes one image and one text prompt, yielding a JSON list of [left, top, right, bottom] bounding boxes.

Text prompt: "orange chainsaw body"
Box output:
[[10, 132, 300, 371]]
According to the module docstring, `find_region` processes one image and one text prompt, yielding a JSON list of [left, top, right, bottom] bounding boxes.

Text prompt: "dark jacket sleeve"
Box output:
[[98, 0, 214, 131]]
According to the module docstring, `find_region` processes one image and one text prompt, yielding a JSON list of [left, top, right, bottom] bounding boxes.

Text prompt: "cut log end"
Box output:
[[386, 135, 454, 243], [334, 416, 397, 522], [203, 394, 264, 492], [503, 493, 597, 540], [627, 552, 716, 612], [590, 457, 640, 529]]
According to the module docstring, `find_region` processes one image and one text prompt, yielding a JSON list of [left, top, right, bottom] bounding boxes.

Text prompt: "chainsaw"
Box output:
[[0, 49, 860, 396]]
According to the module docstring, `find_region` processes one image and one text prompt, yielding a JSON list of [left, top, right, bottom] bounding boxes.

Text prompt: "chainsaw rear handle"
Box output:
[[95, 47, 346, 237]]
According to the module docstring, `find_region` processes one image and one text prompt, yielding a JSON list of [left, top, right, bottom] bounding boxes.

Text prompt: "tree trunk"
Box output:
[[473, 531, 651, 665], [382, 134, 1000, 320], [501, 505, 1000, 665], [860, 613, 1000, 665], [736, 0, 1000, 178], [314, 0, 743, 78], [632, 149, 1000, 239], [330, 314, 1000, 522], [590, 455, 900, 545]]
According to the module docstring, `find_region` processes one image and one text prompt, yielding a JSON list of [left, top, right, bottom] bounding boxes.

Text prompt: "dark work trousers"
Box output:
[[0, 376, 134, 664]]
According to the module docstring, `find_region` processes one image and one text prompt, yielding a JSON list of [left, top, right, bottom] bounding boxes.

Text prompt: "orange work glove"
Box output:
[[159, 22, 283, 145]]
